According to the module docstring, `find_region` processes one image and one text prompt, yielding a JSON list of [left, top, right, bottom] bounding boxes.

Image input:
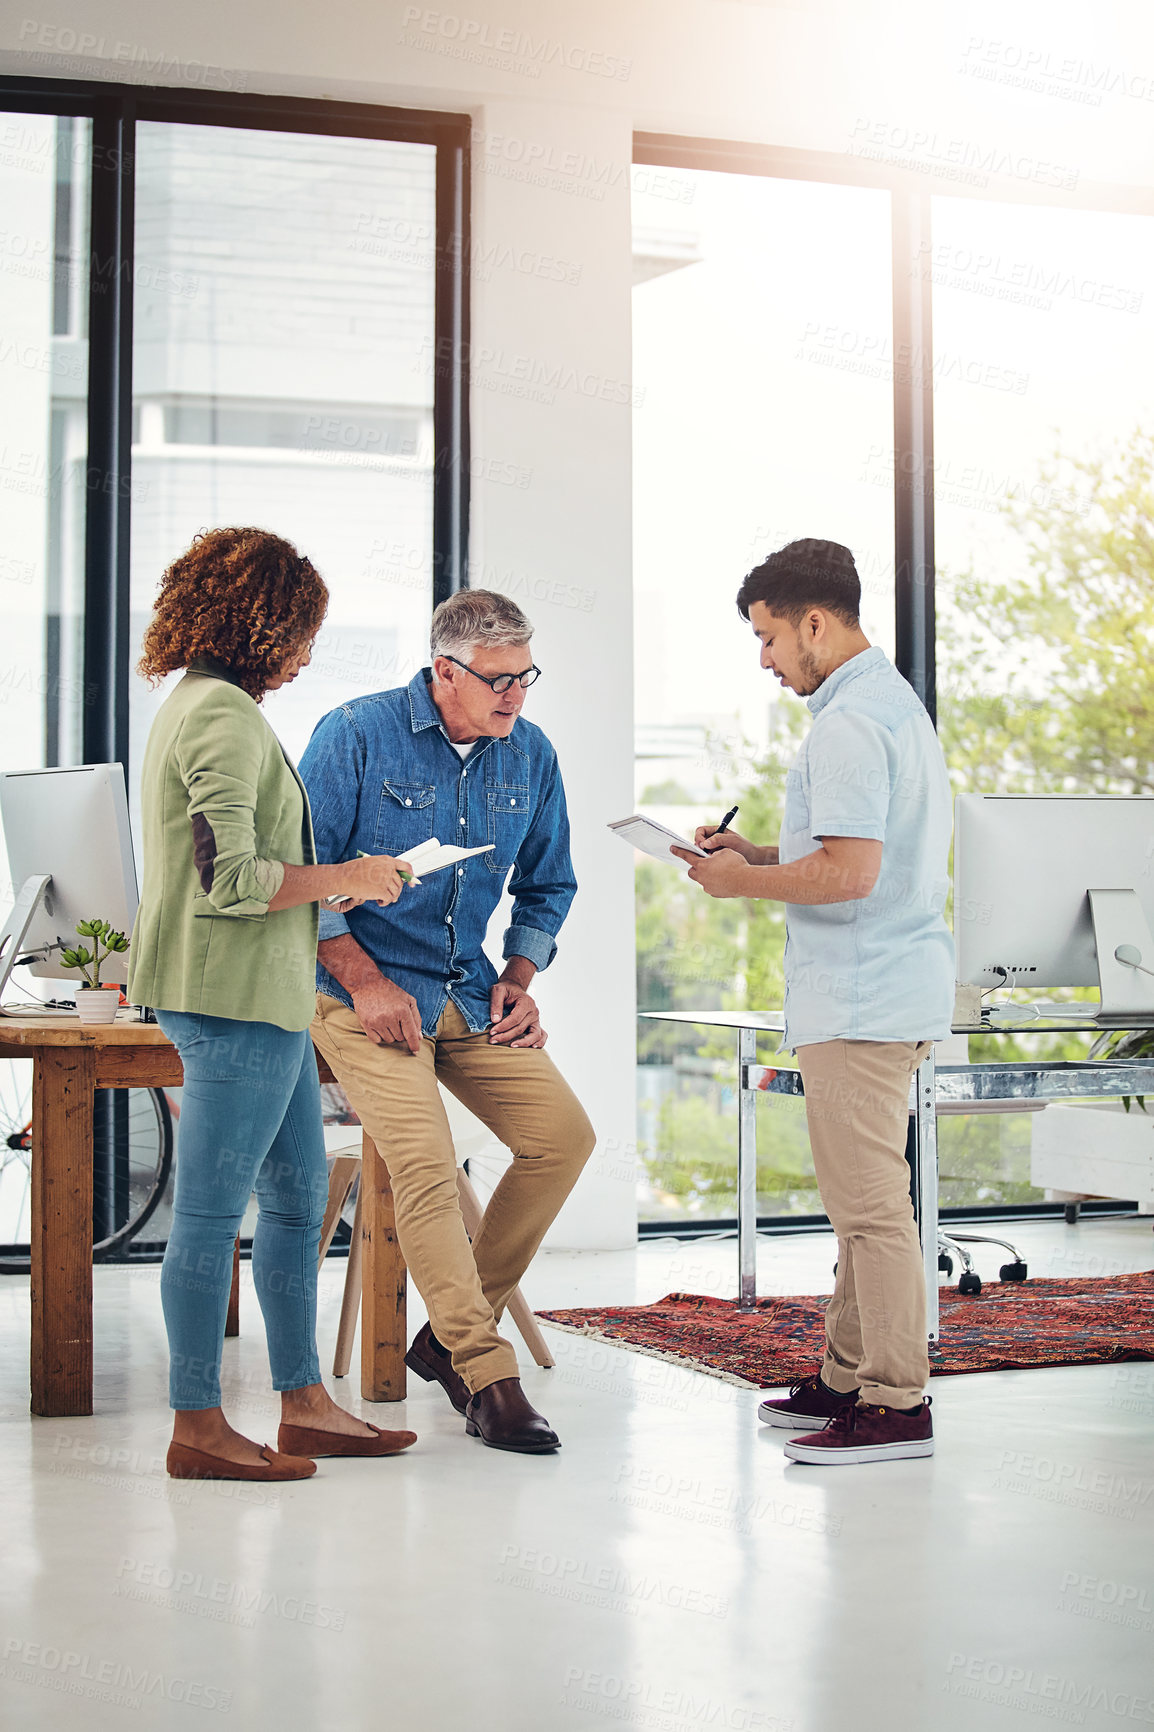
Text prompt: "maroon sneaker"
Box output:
[[784, 1397, 934, 1465], [758, 1374, 859, 1431]]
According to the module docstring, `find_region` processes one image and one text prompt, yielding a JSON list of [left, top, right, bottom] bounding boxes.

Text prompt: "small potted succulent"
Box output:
[[61, 918, 129, 1024]]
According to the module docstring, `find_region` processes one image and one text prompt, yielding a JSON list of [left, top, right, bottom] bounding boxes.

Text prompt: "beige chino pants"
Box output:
[[311, 993, 596, 1394], [797, 1038, 933, 1409]]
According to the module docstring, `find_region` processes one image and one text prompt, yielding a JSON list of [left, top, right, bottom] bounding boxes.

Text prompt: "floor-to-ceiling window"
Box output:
[[631, 163, 894, 1224], [0, 81, 468, 1261], [631, 139, 1154, 1229], [930, 197, 1154, 1211]]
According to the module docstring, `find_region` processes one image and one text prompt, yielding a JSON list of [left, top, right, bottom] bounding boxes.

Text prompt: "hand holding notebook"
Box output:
[[395, 838, 495, 885], [323, 839, 495, 904]]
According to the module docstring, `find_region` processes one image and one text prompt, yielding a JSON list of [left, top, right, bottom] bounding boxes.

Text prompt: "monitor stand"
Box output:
[[1089, 887, 1154, 1024], [0, 874, 52, 1007]]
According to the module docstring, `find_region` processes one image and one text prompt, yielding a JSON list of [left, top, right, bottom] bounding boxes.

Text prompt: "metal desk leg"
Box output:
[[913, 1048, 940, 1341], [738, 1027, 758, 1310]]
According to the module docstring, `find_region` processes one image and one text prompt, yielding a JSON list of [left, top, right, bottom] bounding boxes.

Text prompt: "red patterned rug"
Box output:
[[538, 1272, 1154, 1387]]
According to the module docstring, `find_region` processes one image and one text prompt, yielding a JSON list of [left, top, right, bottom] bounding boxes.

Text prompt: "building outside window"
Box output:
[[0, 112, 90, 790], [129, 122, 438, 823]]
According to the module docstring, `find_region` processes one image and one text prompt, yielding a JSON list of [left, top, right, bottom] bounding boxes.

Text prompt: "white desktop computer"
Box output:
[[954, 793, 1154, 1023], [0, 763, 139, 1004]]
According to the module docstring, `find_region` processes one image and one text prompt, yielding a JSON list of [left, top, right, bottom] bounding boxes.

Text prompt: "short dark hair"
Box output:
[[736, 538, 861, 626]]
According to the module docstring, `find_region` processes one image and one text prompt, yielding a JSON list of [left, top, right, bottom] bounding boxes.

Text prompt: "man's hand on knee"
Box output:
[[351, 977, 424, 1054], [489, 977, 547, 1049]]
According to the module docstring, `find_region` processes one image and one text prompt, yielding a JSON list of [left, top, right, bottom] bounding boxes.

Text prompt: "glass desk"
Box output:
[[638, 1009, 1154, 1333]]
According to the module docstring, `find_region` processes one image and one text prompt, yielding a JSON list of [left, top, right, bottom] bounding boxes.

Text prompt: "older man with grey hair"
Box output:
[[299, 591, 594, 1455]]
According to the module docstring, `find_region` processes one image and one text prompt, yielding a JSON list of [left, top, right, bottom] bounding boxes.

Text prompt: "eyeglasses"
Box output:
[[444, 655, 541, 695]]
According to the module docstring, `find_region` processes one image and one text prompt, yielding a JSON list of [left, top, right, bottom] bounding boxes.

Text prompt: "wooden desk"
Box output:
[[0, 1014, 406, 1417]]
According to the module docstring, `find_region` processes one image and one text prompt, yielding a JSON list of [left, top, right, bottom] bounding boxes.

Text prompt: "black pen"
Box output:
[[714, 804, 739, 835]]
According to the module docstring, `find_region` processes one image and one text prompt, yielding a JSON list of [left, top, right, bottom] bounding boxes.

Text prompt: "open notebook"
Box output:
[[323, 838, 495, 904], [397, 838, 495, 884]]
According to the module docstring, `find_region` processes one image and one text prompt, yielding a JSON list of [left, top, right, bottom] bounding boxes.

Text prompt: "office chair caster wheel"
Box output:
[[938, 1253, 954, 1275], [999, 1261, 1028, 1282], [958, 1272, 982, 1296]]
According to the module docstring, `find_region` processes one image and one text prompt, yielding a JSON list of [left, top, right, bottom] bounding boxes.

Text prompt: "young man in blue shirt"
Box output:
[[674, 540, 954, 1465], [300, 592, 595, 1455]]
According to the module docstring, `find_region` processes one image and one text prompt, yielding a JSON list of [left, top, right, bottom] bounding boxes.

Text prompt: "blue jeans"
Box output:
[[156, 1011, 328, 1410]]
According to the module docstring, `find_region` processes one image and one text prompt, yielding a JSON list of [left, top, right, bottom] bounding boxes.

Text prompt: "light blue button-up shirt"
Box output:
[[779, 646, 954, 1049]]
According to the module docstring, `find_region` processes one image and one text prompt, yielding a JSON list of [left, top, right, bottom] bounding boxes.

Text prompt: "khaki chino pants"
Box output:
[[797, 1038, 933, 1409], [311, 993, 596, 1394]]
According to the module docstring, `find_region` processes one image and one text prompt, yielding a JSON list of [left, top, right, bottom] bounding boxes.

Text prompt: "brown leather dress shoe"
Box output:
[[404, 1322, 470, 1414], [167, 1441, 317, 1482], [277, 1421, 417, 1459], [465, 1377, 560, 1454]]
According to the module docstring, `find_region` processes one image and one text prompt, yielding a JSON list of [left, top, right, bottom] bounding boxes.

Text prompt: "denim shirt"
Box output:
[[779, 647, 955, 1049], [298, 670, 577, 1035]]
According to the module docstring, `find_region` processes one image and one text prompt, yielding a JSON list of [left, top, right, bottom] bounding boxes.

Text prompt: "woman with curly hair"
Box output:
[[130, 526, 416, 1480]]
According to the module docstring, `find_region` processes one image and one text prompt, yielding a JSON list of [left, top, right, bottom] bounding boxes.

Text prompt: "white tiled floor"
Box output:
[[0, 1217, 1151, 1732]]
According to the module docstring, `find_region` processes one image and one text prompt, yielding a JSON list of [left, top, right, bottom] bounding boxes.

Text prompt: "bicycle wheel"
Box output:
[[93, 1086, 174, 1259], [0, 1058, 174, 1273], [0, 1059, 34, 1270]]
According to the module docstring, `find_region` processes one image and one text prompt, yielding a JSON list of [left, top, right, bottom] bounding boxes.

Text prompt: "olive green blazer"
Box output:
[[127, 660, 319, 1030]]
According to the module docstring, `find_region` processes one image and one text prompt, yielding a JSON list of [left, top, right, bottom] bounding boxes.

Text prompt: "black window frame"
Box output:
[[0, 76, 471, 771]]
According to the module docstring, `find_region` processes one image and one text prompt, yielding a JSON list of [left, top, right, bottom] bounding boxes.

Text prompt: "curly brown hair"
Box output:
[[137, 527, 329, 700]]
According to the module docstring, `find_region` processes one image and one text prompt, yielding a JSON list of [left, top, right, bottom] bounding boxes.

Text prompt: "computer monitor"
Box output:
[[954, 793, 1154, 1022], [0, 763, 138, 998]]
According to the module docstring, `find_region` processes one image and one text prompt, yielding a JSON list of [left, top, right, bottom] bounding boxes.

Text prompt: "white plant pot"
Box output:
[[73, 988, 120, 1025]]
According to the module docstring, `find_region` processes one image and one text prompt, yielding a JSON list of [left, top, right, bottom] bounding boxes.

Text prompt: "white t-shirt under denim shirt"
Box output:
[[779, 646, 955, 1050]]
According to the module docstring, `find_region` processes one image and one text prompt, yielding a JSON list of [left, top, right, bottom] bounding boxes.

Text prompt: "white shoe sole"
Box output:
[[783, 1435, 934, 1465], [757, 1403, 828, 1430]]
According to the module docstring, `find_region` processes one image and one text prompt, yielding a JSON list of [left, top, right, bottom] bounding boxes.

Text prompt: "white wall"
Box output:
[[465, 96, 636, 1246], [7, 2, 1153, 183], [5, 0, 1153, 1246]]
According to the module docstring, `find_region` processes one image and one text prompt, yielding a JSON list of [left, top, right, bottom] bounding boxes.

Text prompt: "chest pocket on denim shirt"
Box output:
[[485, 787, 530, 871], [376, 781, 435, 856]]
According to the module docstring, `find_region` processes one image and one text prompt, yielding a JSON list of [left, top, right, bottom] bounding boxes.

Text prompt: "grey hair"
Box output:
[[430, 589, 533, 666]]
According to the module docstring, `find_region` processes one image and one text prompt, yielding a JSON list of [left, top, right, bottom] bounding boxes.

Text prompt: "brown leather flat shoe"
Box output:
[[167, 1441, 317, 1482], [277, 1421, 417, 1459]]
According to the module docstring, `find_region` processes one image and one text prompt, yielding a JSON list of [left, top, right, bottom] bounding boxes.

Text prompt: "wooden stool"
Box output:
[[318, 1136, 555, 1380]]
